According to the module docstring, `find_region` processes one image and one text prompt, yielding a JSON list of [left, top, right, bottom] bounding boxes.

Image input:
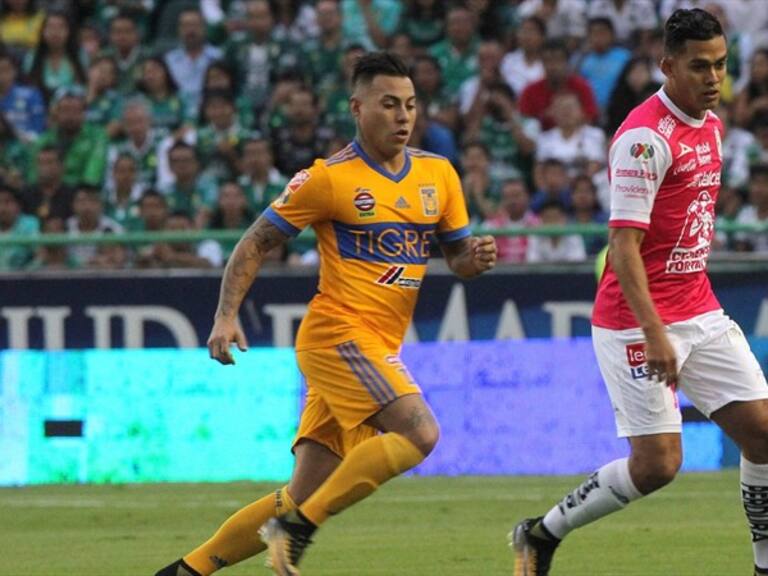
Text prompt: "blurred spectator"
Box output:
[[734, 49, 768, 129], [460, 140, 501, 222], [341, 0, 402, 51], [569, 173, 607, 255], [78, 21, 104, 65], [587, 0, 658, 47], [85, 55, 122, 138], [99, 12, 147, 95], [458, 39, 507, 121], [606, 56, 660, 133], [428, 4, 479, 93], [224, 0, 298, 123], [0, 183, 39, 270], [28, 215, 75, 270], [160, 141, 216, 228], [237, 137, 287, 214], [713, 185, 744, 251], [517, 0, 587, 47], [501, 16, 546, 99], [196, 89, 251, 183], [31, 87, 108, 187], [519, 39, 599, 131], [715, 102, 755, 191], [321, 43, 364, 143], [464, 81, 539, 183], [108, 97, 162, 190], [300, 0, 346, 106], [134, 189, 168, 233], [745, 112, 768, 167], [203, 60, 260, 132], [271, 85, 334, 176], [138, 56, 188, 135], [104, 153, 144, 229], [735, 164, 768, 252], [577, 17, 631, 112], [271, 0, 319, 43], [24, 12, 86, 102], [482, 178, 539, 264], [87, 229, 131, 269], [0, 0, 45, 60], [22, 145, 74, 220], [137, 210, 222, 268], [399, 0, 445, 49], [466, 0, 508, 41], [535, 93, 606, 179], [387, 31, 415, 68], [66, 184, 123, 268], [208, 180, 255, 259], [95, 0, 155, 38], [411, 54, 457, 131], [0, 51, 46, 141], [0, 110, 30, 190], [526, 198, 586, 262], [408, 100, 457, 165], [530, 158, 571, 212], [164, 8, 223, 114]]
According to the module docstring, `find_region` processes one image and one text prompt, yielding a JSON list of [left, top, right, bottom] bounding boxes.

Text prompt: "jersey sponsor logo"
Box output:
[[614, 167, 658, 180], [275, 170, 311, 206], [626, 342, 649, 380], [689, 170, 721, 188], [665, 190, 715, 274], [333, 221, 436, 264], [676, 142, 694, 159], [419, 186, 438, 216], [614, 182, 650, 198], [376, 265, 422, 289], [354, 188, 376, 218], [657, 115, 677, 138], [630, 143, 655, 159], [673, 158, 697, 175], [696, 141, 712, 166]]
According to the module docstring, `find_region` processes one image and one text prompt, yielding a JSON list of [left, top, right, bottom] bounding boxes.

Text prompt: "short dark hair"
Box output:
[[168, 141, 198, 161], [352, 51, 410, 88], [751, 164, 768, 180], [664, 9, 724, 55], [588, 16, 615, 34], [139, 189, 167, 205], [542, 39, 569, 59]]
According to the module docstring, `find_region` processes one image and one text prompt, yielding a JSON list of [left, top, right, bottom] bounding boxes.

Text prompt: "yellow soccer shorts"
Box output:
[[294, 338, 422, 458]]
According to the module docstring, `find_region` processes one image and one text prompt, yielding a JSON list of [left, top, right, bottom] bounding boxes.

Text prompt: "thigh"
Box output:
[[711, 399, 768, 462], [680, 320, 768, 418], [592, 325, 685, 438]]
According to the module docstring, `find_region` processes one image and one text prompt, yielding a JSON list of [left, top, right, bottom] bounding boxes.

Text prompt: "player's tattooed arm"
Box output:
[[440, 235, 497, 279], [214, 215, 290, 319]]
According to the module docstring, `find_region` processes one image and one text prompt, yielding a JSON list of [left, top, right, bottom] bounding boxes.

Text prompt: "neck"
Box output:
[[250, 167, 268, 181], [356, 135, 406, 174], [663, 85, 706, 120], [79, 218, 98, 232], [321, 29, 341, 45], [185, 44, 204, 57], [222, 212, 241, 228]]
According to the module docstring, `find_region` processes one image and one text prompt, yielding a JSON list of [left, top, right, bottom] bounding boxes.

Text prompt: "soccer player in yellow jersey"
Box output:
[[155, 52, 497, 576]]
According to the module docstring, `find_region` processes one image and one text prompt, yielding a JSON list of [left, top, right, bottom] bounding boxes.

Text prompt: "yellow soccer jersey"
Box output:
[[263, 141, 471, 351]]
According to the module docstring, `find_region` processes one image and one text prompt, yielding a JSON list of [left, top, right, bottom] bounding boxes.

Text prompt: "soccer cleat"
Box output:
[[509, 517, 560, 576], [755, 565, 768, 575], [153, 558, 201, 576], [260, 515, 315, 576]]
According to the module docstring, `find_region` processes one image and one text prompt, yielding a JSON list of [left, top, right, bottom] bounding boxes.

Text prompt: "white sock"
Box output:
[[542, 458, 642, 540], [741, 455, 768, 569]]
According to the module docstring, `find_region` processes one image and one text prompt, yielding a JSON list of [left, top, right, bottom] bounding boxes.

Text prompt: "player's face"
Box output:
[[352, 75, 417, 160], [662, 36, 727, 118]]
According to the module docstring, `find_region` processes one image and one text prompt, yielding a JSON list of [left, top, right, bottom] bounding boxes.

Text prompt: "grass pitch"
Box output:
[[0, 471, 752, 575]]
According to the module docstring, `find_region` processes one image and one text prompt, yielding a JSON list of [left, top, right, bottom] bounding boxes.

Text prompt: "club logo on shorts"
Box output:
[[419, 186, 438, 216], [626, 342, 649, 380], [630, 143, 655, 159], [354, 188, 376, 218]]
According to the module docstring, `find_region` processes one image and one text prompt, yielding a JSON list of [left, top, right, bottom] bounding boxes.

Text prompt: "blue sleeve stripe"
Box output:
[[263, 207, 301, 237], [437, 226, 471, 243]]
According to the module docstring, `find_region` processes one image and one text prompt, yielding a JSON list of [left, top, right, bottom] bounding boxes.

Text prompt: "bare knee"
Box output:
[[629, 451, 681, 494], [367, 395, 440, 457], [401, 421, 440, 457]]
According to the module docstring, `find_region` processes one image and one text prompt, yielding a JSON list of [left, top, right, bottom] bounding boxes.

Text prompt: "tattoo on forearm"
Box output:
[[216, 217, 288, 318]]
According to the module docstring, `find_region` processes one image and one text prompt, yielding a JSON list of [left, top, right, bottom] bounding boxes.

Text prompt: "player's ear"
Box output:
[[660, 54, 674, 78], [349, 95, 361, 119]]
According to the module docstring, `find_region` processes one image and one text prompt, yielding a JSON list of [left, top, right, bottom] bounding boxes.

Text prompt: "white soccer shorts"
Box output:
[[592, 309, 768, 437]]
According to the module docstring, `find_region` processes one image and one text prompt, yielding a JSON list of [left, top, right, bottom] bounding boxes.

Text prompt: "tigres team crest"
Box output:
[[275, 170, 311, 207], [419, 186, 438, 216]]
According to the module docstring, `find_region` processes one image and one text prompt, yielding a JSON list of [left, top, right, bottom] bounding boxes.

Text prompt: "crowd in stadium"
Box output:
[[1, 0, 767, 271]]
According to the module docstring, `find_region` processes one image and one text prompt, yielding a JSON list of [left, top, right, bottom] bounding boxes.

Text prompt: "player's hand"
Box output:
[[644, 327, 678, 388], [207, 316, 248, 365], [471, 235, 497, 273]]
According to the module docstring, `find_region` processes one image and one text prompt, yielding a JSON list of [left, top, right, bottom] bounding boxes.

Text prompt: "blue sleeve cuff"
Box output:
[[437, 226, 471, 243], [263, 207, 302, 237]]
